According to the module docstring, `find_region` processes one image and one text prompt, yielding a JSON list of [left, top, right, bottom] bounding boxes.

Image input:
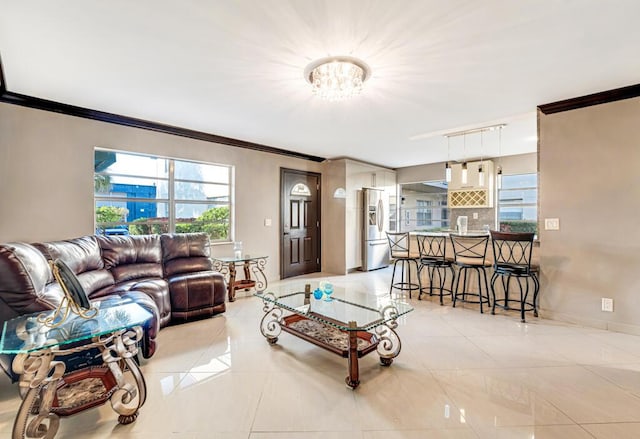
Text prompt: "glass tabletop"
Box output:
[[0, 300, 152, 354], [212, 255, 269, 263], [256, 281, 413, 331]]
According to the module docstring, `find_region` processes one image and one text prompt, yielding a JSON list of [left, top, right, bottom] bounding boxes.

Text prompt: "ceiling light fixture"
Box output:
[[445, 136, 452, 183], [444, 123, 507, 138], [497, 126, 504, 190], [478, 131, 485, 187], [443, 123, 507, 186], [461, 134, 468, 185], [304, 56, 371, 101]]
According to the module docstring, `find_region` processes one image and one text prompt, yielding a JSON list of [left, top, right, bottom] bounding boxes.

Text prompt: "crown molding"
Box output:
[[0, 56, 325, 163], [538, 83, 640, 115]]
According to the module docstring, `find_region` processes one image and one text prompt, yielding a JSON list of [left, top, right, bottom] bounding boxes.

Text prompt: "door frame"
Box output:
[[280, 168, 322, 279]]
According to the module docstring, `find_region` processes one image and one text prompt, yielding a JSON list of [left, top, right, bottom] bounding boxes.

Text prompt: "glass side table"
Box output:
[[0, 300, 152, 439], [212, 255, 268, 302]]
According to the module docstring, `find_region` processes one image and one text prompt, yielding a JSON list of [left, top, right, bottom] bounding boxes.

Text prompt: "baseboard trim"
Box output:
[[540, 309, 640, 335]]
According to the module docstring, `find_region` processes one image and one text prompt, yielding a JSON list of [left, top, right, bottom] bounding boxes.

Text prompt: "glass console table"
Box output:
[[0, 300, 152, 439], [256, 283, 413, 389], [212, 255, 268, 302]]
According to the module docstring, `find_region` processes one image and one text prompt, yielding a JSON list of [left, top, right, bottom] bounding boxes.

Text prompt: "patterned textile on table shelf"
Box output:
[[288, 319, 372, 350]]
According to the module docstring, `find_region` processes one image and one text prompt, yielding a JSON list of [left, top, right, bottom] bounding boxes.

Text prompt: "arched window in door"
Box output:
[[291, 183, 311, 196]]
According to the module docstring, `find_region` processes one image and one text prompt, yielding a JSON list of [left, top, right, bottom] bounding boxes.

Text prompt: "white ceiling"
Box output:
[[1, 1, 639, 168]]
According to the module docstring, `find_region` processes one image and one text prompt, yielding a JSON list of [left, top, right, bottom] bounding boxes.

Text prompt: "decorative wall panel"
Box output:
[[448, 189, 490, 208]]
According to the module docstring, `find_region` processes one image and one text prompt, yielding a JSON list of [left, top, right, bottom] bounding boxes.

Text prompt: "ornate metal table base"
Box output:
[[213, 257, 268, 302], [11, 326, 146, 439], [259, 295, 402, 389]]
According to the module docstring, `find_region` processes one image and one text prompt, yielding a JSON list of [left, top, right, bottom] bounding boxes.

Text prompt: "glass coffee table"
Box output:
[[256, 282, 413, 389]]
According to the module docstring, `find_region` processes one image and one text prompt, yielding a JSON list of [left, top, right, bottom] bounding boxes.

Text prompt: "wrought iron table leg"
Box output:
[[346, 322, 360, 389], [243, 261, 252, 290], [10, 325, 146, 438], [228, 262, 237, 302], [251, 258, 269, 294], [259, 293, 282, 345], [376, 306, 402, 368], [12, 352, 64, 439], [100, 327, 147, 425]]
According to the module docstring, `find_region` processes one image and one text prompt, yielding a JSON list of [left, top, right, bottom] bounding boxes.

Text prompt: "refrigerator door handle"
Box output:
[[377, 198, 384, 233], [369, 241, 388, 246]]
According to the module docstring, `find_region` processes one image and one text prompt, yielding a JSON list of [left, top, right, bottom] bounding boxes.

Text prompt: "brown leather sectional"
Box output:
[[0, 232, 226, 379]]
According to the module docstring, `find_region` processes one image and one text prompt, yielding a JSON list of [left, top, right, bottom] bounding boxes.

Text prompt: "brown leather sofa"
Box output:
[[0, 232, 226, 380]]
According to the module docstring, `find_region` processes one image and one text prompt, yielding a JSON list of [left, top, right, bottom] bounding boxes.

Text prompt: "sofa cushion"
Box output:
[[110, 263, 164, 284], [97, 235, 163, 282], [35, 236, 104, 275], [161, 233, 213, 277], [101, 278, 171, 327], [0, 243, 60, 320], [77, 270, 116, 300], [34, 237, 116, 297]]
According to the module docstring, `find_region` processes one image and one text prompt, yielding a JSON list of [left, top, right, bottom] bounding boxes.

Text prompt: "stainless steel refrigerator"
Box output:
[[362, 188, 390, 271]]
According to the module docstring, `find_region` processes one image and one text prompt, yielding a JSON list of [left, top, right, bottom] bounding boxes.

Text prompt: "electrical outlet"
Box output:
[[601, 298, 614, 312], [264, 218, 272, 227], [472, 212, 478, 220], [544, 218, 560, 230]]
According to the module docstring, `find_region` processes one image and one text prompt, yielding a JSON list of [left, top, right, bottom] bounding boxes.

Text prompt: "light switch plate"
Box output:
[[264, 218, 272, 227], [602, 298, 614, 312], [544, 218, 560, 230]]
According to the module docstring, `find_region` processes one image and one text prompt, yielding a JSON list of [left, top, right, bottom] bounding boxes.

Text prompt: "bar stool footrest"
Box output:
[[453, 292, 491, 305], [391, 282, 421, 291], [493, 298, 536, 312]]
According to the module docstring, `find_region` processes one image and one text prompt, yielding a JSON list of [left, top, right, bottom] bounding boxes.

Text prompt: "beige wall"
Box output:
[[538, 98, 640, 333], [499, 152, 537, 176], [321, 159, 347, 274], [0, 103, 322, 282], [396, 162, 443, 184], [321, 158, 396, 273], [397, 153, 537, 184]]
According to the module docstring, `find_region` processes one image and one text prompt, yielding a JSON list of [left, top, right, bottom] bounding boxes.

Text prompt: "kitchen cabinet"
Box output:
[[448, 160, 494, 208]]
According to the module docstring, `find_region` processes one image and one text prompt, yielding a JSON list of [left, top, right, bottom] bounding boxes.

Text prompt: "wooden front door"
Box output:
[[280, 168, 321, 279]]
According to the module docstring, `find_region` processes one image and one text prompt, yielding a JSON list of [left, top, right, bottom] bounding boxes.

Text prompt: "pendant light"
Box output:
[[445, 136, 452, 182], [461, 134, 468, 185], [496, 127, 503, 190], [478, 131, 485, 187]]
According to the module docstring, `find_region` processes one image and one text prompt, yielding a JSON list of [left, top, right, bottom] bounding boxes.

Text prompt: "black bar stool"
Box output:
[[386, 232, 422, 299], [450, 233, 492, 313], [489, 231, 539, 323], [416, 233, 455, 305]]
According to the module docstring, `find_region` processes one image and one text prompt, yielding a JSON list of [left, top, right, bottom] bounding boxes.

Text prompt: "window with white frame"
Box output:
[[416, 200, 432, 227], [94, 149, 233, 242], [498, 173, 537, 234], [399, 181, 449, 232]]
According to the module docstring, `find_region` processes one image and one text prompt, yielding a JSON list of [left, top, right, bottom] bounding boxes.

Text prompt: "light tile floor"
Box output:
[[2, 267, 640, 438]]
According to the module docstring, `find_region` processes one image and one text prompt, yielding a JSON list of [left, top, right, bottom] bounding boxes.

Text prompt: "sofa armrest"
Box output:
[[117, 291, 161, 359], [161, 233, 213, 277], [167, 270, 226, 321]]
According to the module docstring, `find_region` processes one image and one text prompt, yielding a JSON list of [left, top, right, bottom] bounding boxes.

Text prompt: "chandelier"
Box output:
[[304, 56, 371, 101]]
